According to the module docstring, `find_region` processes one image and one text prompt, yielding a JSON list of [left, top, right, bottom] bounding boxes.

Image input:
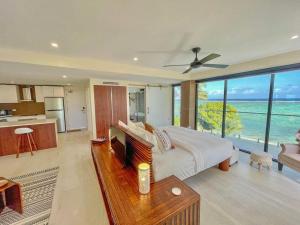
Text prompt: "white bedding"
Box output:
[[153, 126, 233, 181], [152, 146, 196, 181]]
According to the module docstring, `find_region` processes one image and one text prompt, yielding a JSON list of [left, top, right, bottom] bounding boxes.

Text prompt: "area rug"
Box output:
[[0, 167, 59, 225]]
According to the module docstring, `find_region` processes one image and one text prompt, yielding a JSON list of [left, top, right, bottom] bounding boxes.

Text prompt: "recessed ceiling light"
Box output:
[[62, 75, 67, 78], [291, 35, 299, 40], [133, 57, 139, 61], [51, 42, 59, 48]]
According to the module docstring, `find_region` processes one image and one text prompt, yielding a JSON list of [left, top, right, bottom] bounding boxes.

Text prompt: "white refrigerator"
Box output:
[[44, 97, 66, 132]]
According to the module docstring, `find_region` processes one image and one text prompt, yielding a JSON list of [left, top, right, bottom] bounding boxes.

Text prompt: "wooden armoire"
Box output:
[[94, 85, 127, 138]]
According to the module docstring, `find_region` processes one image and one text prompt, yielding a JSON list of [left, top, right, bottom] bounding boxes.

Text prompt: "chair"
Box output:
[[278, 143, 300, 172], [14, 128, 37, 158]]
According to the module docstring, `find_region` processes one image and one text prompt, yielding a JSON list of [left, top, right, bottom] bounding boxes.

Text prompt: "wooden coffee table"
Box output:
[[0, 177, 23, 214]]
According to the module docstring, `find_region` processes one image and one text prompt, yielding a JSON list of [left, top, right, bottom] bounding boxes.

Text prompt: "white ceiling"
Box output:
[[0, 0, 300, 84]]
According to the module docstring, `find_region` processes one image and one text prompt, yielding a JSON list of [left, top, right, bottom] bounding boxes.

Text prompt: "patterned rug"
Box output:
[[0, 167, 59, 225]]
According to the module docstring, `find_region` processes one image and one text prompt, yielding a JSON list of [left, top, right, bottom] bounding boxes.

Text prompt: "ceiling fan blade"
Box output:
[[163, 64, 190, 67], [182, 67, 192, 74], [198, 53, 221, 64], [202, 63, 229, 69]]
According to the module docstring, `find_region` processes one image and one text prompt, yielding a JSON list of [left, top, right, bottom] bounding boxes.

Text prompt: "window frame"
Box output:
[[172, 84, 181, 126], [194, 63, 300, 160]]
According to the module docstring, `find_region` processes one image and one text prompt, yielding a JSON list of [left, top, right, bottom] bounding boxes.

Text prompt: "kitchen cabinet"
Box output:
[[40, 86, 64, 98], [35, 86, 44, 102], [42, 86, 54, 97], [53, 86, 64, 97], [0, 85, 18, 103]]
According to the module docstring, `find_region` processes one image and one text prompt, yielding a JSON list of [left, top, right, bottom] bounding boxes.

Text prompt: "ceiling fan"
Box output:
[[163, 47, 229, 74]]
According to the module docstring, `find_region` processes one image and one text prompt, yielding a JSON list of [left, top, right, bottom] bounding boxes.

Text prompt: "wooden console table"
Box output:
[[91, 142, 201, 225], [0, 178, 23, 214]]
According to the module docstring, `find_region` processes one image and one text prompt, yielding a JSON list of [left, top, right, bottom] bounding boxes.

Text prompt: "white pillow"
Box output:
[[118, 120, 129, 130], [129, 126, 161, 154], [128, 120, 137, 129], [153, 129, 172, 152], [135, 122, 145, 129]]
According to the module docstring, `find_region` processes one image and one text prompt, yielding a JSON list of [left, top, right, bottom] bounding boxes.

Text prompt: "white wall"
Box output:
[[145, 86, 172, 127], [64, 85, 88, 131]]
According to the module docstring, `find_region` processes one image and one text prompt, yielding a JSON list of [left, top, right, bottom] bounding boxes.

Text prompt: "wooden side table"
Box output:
[[0, 178, 23, 214], [92, 142, 201, 225]]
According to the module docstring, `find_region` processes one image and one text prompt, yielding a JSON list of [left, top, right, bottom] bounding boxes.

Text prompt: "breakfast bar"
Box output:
[[0, 119, 58, 156]]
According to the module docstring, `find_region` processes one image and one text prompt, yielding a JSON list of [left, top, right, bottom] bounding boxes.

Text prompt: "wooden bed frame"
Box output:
[[113, 125, 229, 184], [115, 125, 155, 183]]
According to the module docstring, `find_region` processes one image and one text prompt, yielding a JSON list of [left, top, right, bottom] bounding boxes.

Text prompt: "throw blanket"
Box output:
[[162, 126, 233, 172]]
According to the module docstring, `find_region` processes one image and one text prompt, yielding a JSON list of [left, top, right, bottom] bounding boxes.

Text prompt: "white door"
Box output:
[[64, 86, 88, 131], [146, 86, 172, 127]]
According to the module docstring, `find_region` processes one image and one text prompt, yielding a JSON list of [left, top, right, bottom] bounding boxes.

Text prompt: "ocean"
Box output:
[[174, 100, 300, 144]]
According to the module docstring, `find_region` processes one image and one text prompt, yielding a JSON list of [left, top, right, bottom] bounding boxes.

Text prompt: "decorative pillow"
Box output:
[[153, 129, 172, 152], [162, 130, 175, 149], [145, 123, 155, 133], [129, 126, 161, 154]]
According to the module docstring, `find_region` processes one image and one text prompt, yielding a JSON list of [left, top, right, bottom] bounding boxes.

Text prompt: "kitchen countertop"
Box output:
[[0, 119, 57, 128]]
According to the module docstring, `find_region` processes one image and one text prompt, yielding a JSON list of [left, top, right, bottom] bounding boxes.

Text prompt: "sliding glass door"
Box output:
[[268, 70, 300, 159], [172, 85, 181, 126], [196, 81, 224, 136], [225, 75, 271, 152], [168, 65, 300, 159]]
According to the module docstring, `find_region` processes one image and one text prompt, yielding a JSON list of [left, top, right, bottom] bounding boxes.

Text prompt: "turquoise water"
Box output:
[[175, 100, 300, 144], [227, 101, 300, 143]]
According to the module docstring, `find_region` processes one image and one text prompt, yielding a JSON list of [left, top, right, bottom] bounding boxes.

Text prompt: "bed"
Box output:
[[152, 126, 233, 181], [116, 124, 234, 182]]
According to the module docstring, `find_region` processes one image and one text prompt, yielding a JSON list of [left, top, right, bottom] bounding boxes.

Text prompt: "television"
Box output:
[[110, 126, 133, 167]]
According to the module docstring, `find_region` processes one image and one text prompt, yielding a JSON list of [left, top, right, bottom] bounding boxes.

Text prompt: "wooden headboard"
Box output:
[[114, 125, 155, 183]]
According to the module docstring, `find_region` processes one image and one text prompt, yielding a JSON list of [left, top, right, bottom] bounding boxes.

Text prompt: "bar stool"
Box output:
[[14, 128, 37, 158]]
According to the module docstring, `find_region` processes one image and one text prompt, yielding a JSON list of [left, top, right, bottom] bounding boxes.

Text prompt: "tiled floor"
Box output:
[[0, 131, 109, 225], [1, 131, 299, 225]]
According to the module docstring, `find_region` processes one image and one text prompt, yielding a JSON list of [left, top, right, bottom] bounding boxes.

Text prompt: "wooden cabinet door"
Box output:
[[94, 85, 112, 139], [111, 86, 127, 125]]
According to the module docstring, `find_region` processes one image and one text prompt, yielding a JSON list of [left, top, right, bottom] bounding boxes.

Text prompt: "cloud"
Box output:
[[274, 88, 281, 93], [208, 89, 223, 95], [228, 88, 237, 94], [242, 88, 255, 94]]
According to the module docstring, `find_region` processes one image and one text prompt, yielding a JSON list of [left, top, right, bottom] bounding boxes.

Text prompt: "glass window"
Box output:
[[173, 86, 181, 126], [196, 81, 224, 136], [225, 75, 271, 152], [269, 70, 300, 159]]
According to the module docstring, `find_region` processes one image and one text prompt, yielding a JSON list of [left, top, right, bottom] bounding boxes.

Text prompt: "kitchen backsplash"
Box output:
[[0, 102, 45, 116]]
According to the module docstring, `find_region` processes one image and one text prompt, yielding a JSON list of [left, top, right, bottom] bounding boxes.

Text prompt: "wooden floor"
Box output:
[[0, 131, 299, 225]]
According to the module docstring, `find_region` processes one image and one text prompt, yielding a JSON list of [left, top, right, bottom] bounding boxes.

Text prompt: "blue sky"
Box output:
[[204, 70, 300, 100]]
